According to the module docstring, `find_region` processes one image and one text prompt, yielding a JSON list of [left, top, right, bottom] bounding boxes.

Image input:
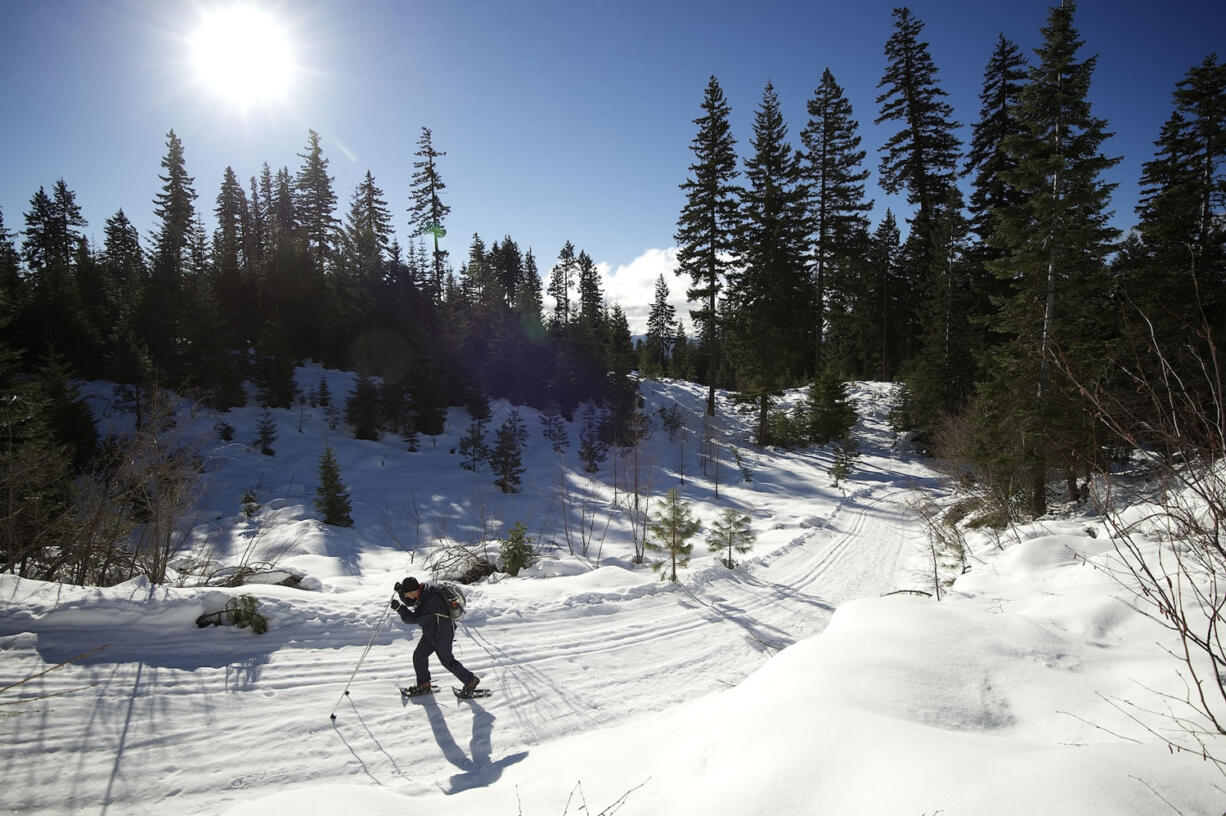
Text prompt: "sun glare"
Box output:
[[190, 5, 295, 110]]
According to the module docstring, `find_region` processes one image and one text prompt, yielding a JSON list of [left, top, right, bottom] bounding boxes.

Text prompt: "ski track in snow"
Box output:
[[0, 380, 940, 814]]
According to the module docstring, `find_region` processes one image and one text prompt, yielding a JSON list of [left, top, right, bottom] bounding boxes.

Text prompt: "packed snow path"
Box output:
[[1, 381, 940, 814]]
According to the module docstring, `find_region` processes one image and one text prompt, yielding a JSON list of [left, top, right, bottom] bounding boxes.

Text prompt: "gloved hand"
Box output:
[[390, 599, 400, 611]]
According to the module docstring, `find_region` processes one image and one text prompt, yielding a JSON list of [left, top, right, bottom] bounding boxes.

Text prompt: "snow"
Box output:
[[1, 371, 1222, 814]]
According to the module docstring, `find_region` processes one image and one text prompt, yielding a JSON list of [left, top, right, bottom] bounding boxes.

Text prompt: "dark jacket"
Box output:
[[396, 584, 451, 639]]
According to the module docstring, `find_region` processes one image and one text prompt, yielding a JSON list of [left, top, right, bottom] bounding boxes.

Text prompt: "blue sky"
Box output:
[[1, 0, 1222, 330]]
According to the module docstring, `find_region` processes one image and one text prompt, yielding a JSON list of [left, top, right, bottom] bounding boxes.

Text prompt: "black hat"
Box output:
[[401, 577, 420, 592]]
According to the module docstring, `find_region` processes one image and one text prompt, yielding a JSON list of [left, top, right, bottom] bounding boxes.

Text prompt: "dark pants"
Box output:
[[413, 615, 476, 686]]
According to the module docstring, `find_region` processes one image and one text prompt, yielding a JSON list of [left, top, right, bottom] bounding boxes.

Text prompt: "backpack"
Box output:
[[437, 581, 467, 621]]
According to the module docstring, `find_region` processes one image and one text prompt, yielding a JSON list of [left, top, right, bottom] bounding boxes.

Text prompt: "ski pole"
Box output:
[[329, 598, 394, 721]]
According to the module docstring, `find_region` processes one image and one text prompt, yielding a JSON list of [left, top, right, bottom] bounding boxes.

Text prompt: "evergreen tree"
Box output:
[[643, 274, 676, 375], [212, 166, 252, 350], [408, 126, 450, 302], [675, 75, 740, 416], [490, 410, 528, 493], [577, 404, 608, 472], [20, 181, 91, 368], [799, 68, 873, 373], [983, 0, 1121, 516], [540, 403, 570, 454], [341, 170, 394, 331], [965, 36, 1029, 248], [515, 248, 545, 329], [963, 35, 1029, 377], [727, 82, 811, 443], [97, 209, 150, 396], [547, 241, 577, 331], [1132, 54, 1226, 327], [458, 420, 489, 471], [806, 369, 858, 444], [148, 130, 198, 373], [295, 129, 340, 272], [256, 409, 277, 456], [706, 508, 755, 569], [876, 7, 962, 233], [314, 446, 353, 527], [646, 487, 701, 582], [344, 374, 381, 440]]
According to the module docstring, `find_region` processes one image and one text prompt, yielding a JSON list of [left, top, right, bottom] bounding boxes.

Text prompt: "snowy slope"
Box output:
[[1, 373, 1221, 815]]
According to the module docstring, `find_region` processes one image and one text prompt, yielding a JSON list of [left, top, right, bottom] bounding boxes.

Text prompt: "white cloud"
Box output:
[[600, 247, 692, 337], [539, 246, 695, 337]]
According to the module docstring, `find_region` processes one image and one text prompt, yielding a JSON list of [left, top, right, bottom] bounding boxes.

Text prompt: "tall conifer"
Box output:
[[675, 76, 740, 416]]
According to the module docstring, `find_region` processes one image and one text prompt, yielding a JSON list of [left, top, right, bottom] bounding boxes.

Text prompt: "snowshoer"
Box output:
[[392, 577, 480, 697]]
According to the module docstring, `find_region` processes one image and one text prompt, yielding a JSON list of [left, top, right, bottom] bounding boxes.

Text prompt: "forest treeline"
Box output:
[[0, 2, 1223, 584]]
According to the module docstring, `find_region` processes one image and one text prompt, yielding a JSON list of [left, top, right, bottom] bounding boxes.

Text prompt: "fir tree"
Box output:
[[984, 0, 1121, 516], [490, 410, 528, 493], [876, 7, 962, 232], [1132, 54, 1226, 328], [408, 126, 450, 302], [458, 420, 489, 471], [547, 241, 577, 331], [799, 68, 873, 373], [19, 181, 91, 368], [344, 374, 381, 441], [706, 508, 755, 569], [578, 404, 608, 473], [962, 34, 1029, 379], [643, 274, 676, 375], [295, 129, 340, 271], [500, 521, 535, 576], [806, 369, 858, 444], [148, 130, 198, 372], [540, 403, 570, 454], [256, 409, 277, 456], [646, 487, 701, 582], [675, 75, 740, 416], [212, 165, 251, 349], [314, 446, 353, 527], [726, 82, 811, 444]]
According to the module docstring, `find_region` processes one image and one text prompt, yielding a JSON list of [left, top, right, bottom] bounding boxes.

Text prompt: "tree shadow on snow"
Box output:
[[411, 694, 527, 794]]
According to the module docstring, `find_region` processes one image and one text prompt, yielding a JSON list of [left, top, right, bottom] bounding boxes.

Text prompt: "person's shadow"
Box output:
[[410, 694, 528, 793]]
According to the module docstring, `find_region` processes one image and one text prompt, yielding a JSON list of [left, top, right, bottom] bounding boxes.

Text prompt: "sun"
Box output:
[[190, 5, 295, 110]]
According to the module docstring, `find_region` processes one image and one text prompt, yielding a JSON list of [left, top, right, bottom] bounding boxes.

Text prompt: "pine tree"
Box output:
[[675, 75, 740, 416], [408, 126, 450, 303], [256, 409, 277, 456], [547, 241, 577, 331], [458, 420, 489, 471], [540, 403, 570, 454], [646, 487, 701, 582], [984, 0, 1121, 516], [212, 166, 252, 350], [314, 446, 353, 527], [148, 130, 198, 372], [706, 508, 755, 569], [876, 8, 962, 233], [726, 82, 811, 444], [295, 129, 340, 272], [806, 369, 858, 444], [643, 274, 676, 375], [344, 374, 381, 440], [578, 404, 608, 473], [963, 35, 1029, 376], [20, 181, 91, 367], [799, 68, 873, 373], [1133, 55, 1226, 325], [490, 410, 528, 493], [341, 170, 394, 330]]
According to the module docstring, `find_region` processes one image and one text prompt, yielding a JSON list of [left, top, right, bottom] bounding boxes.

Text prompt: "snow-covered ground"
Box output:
[[1, 371, 1221, 814]]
